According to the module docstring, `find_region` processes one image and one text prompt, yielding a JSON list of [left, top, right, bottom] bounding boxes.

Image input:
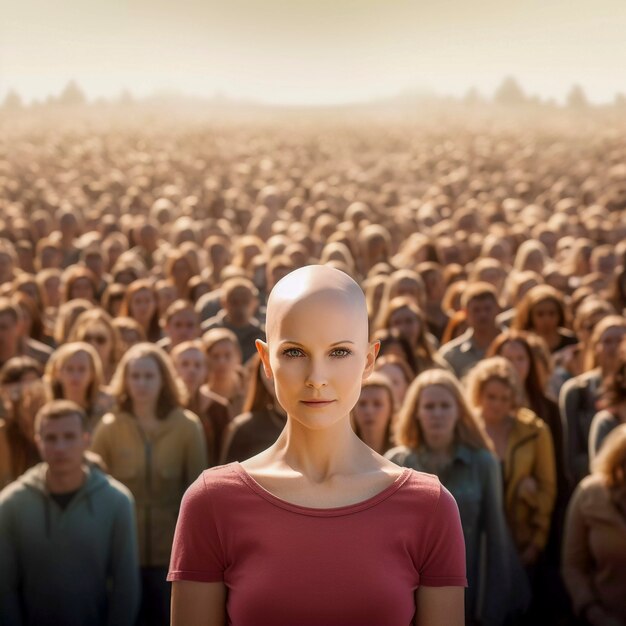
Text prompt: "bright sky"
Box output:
[[1, 0, 625, 105]]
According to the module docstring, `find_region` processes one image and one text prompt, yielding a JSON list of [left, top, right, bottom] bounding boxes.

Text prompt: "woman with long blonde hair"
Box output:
[[386, 368, 520, 626]]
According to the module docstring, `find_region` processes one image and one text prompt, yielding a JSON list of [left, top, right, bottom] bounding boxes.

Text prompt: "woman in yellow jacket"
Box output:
[[91, 343, 207, 626], [466, 357, 557, 566]]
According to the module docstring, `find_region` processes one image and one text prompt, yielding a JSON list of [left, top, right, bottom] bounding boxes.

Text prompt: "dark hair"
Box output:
[[599, 356, 626, 409], [0, 356, 42, 385], [242, 354, 277, 413]]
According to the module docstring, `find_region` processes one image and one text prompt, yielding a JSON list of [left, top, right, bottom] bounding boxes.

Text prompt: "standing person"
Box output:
[[562, 424, 626, 626], [168, 266, 466, 626], [465, 357, 556, 579], [171, 340, 230, 466], [0, 400, 139, 626], [437, 283, 502, 379], [560, 315, 626, 486], [220, 354, 287, 464], [386, 369, 523, 626], [91, 343, 207, 626], [351, 373, 395, 455]]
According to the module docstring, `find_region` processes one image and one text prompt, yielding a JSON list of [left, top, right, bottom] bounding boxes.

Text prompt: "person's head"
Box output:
[[469, 258, 507, 295], [67, 309, 120, 373], [161, 299, 200, 347], [351, 373, 395, 450], [35, 400, 89, 475], [44, 342, 103, 406], [81, 246, 106, 280], [111, 317, 146, 354], [154, 279, 177, 317], [513, 240, 548, 274], [585, 315, 626, 372], [416, 262, 446, 302], [513, 284, 568, 335], [486, 330, 548, 404], [0, 356, 43, 437], [461, 282, 499, 333], [572, 297, 615, 347], [60, 266, 98, 304], [171, 340, 208, 396], [0, 298, 21, 357], [374, 354, 415, 410], [370, 327, 417, 374], [52, 299, 91, 346], [599, 351, 626, 410], [165, 250, 194, 298], [220, 277, 258, 327], [36, 268, 62, 309], [120, 279, 160, 335], [386, 270, 425, 308], [256, 265, 378, 431], [592, 423, 626, 488], [465, 356, 524, 423], [394, 368, 491, 451], [109, 342, 186, 419], [202, 327, 243, 378], [376, 297, 432, 362]]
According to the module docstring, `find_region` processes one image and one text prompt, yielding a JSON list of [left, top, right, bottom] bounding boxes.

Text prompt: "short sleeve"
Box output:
[[167, 472, 225, 582], [419, 484, 467, 587]]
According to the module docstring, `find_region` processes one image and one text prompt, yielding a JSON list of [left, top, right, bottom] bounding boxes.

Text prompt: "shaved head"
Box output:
[[265, 265, 368, 346]]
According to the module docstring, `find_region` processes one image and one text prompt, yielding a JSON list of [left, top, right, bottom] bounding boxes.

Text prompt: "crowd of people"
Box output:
[[1, 107, 626, 625]]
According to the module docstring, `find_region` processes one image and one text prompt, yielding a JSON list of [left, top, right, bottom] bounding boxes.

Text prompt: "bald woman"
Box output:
[[169, 266, 466, 626]]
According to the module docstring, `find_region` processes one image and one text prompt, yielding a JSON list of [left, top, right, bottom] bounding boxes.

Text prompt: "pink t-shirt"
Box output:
[[168, 462, 466, 626]]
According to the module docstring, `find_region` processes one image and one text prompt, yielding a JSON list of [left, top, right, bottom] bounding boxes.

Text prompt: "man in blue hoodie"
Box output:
[[0, 400, 140, 626]]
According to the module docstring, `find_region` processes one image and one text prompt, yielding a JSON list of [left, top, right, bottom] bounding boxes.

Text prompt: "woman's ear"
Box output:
[[255, 339, 273, 379], [362, 340, 381, 380]]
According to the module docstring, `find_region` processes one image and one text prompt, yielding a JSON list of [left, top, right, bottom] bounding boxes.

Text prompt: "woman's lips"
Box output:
[[300, 400, 335, 407]]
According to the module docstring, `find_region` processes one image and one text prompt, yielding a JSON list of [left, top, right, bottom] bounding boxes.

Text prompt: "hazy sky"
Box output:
[[1, 0, 625, 105]]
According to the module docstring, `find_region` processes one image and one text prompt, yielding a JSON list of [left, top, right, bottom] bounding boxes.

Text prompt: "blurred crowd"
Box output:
[[1, 108, 626, 625]]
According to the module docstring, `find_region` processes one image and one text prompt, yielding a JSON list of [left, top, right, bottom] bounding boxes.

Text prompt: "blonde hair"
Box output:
[[592, 423, 626, 488], [109, 342, 187, 419], [464, 356, 525, 412], [585, 314, 626, 371], [394, 368, 493, 451], [44, 341, 104, 407]]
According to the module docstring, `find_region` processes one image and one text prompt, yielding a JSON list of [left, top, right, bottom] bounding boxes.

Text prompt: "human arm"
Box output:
[[525, 424, 556, 554], [107, 491, 140, 626], [414, 586, 464, 626], [171, 581, 226, 626], [0, 494, 23, 626]]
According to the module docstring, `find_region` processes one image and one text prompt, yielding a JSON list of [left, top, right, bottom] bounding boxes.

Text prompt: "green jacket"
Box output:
[[0, 463, 139, 626]]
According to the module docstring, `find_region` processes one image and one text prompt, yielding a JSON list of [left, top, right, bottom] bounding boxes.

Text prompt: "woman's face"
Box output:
[[171, 259, 192, 285], [416, 385, 458, 448], [499, 341, 530, 383], [530, 299, 560, 335], [173, 348, 207, 394], [70, 277, 95, 302], [376, 362, 408, 408], [130, 288, 156, 326], [392, 279, 421, 304], [478, 379, 515, 423], [125, 356, 162, 406], [389, 306, 421, 347], [353, 386, 392, 433], [207, 340, 240, 376], [596, 326, 626, 370], [83, 322, 113, 366], [58, 351, 92, 395]]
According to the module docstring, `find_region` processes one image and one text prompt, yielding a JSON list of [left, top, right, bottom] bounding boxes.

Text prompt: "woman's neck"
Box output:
[[63, 387, 88, 408], [133, 401, 158, 421], [269, 417, 378, 483], [209, 372, 237, 398]]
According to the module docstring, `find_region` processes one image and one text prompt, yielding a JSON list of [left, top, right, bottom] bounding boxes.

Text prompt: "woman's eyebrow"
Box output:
[[279, 340, 356, 347]]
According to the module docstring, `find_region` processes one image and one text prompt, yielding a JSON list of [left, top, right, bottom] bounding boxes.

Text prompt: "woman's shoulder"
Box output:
[[590, 409, 618, 428]]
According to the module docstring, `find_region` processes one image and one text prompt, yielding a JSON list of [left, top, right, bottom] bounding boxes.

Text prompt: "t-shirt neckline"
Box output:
[[234, 462, 412, 517]]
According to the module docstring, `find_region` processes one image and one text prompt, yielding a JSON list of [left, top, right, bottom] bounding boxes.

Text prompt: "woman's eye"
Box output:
[[331, 348, 352, 358], [283, 348, 304, 358]]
